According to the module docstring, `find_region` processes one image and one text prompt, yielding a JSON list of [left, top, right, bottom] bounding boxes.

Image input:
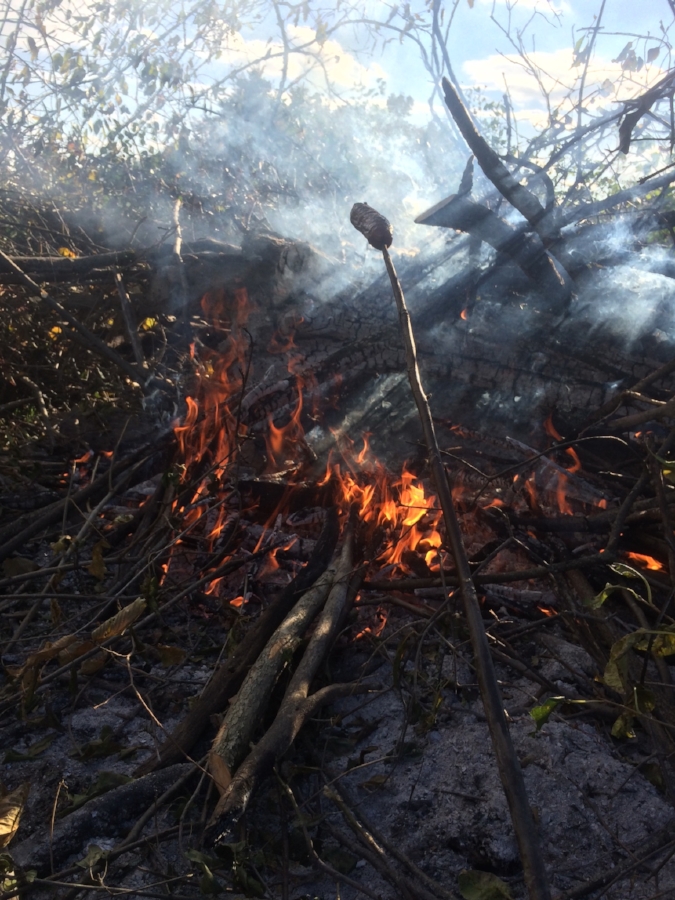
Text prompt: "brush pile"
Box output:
[[4, 78, 675, 900]]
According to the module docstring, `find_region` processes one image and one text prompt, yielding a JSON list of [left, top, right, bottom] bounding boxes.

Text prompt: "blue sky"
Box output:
[[374, 0, 674, 127]]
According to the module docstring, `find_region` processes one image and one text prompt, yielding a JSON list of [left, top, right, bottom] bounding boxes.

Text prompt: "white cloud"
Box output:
[[214, 24, 387, 97], [463, 47, 666, 128]]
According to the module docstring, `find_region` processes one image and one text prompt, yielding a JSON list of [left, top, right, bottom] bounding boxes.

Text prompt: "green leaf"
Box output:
[[587, 583, 624, 610], [76, 845, 108, 869], [74, 725, 125, 760], [233, 863, 264, 898], [458, 869, 513, 900], [322, 846, 357, 874], [186, 850, 224, 895], [63, 771, 132, 814], [603, 631, 643, 692], [611, 713, 636, 739], [4, 733, 54, 762], [186, 849, 224, 870], [529, 697, 563, 731], [609, 563, 653, 606], [633, 684, 656, 713]]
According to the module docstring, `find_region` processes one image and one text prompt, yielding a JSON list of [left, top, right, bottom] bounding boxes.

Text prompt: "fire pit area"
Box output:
[[4, 27, 675, 900]]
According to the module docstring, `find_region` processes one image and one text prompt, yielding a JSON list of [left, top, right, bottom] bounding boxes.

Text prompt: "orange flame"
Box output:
[[556, 472, 573, 516], [625, 552, 664, 571]]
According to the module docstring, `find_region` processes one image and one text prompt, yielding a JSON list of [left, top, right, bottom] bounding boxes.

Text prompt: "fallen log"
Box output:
[[207, 527, 363, 839], [208, 562, 336, 793], [134, 506, 339, 775], [415, 192, 573, 312]]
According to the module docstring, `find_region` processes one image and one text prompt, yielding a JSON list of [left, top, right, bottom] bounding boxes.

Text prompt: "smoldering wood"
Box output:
[[414, 193, 572, 311]]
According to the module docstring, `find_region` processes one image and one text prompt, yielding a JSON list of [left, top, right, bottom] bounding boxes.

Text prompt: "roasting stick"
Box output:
[[350, 203, 551, 900]]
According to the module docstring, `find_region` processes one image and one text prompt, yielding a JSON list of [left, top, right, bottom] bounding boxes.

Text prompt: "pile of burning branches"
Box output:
[[5, 76, 675, 900]]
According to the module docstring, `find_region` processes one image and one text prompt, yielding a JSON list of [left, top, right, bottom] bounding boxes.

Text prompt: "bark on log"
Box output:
[[441, 77, 558, 241], [207, 529, 360, 839], [208, 564, 336, 793], [415, 193, 572, 311], [134, 507, 339, 775]]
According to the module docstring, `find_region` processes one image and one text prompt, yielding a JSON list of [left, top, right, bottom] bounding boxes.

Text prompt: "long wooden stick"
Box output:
[[379, 240, 551, 900]]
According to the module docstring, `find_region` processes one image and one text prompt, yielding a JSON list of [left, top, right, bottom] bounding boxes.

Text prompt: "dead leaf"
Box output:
[[58, 639, 96, 666], [157, 644, 186, 666], [360, 773, 388, 791], [2, 557, 39, 577], [76, 844, 107, 869], [92, 597, 146, 643], [87, 540, 109, 581], [80, 651, 108, 676], [0, 783, 30, 849], [25, 634, 78, 669], [50, 598, 63, 625]]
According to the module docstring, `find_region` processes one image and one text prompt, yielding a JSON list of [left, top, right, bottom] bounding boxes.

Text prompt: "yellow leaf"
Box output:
[[140, 317, 157, 331], [0, 783, 30, 849], [92, 597, 146, 643], [50, 535, 72, 554], [112, 513, 135, 526], [57, 247, 77, 258]]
